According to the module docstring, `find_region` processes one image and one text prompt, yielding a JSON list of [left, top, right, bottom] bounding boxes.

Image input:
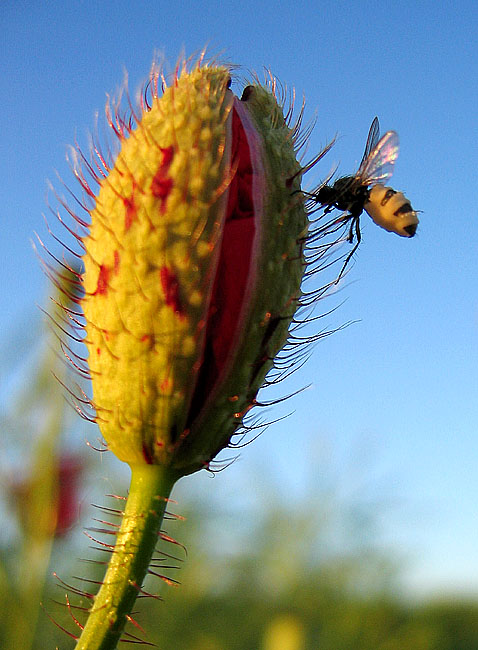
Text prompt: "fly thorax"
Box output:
[[330, 176, 362, 213]]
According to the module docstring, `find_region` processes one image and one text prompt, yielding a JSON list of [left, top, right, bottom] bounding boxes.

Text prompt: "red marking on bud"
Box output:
[[123, 192, 137, 231], [151, 146, 175, 214], [151, 176, 173, 214], [141, 334, 150, 342], [159, 146, 174, 170], [96, 348, 101, 355], [142, 443, 154, 465], [94, 264, 110, 295], [192, 358, 202, 373], [234, 402, 254, 420], [160, 377, 172, 392], [160, 266, 184, 318], [114, 250, 120, 274]]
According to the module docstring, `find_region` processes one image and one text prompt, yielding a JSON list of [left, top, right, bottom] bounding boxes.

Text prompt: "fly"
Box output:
[[314, 117, 419, 280]]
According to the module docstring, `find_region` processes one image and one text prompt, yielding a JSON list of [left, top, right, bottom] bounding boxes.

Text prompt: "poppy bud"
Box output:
[[46, 58, 338, 650], [82, 63, 308, 475]]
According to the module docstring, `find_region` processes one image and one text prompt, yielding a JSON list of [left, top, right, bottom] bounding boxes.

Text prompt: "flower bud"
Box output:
[[81, 63, 308, 474]]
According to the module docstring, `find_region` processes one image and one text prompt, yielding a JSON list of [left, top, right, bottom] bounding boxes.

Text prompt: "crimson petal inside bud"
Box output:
[[186, 101, 259, 427], [172, 83, 307, 474]]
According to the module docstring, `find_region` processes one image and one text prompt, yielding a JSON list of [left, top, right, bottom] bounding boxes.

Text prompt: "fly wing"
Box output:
[[357, 130, 399, 186], [359, 117, 380, 168]]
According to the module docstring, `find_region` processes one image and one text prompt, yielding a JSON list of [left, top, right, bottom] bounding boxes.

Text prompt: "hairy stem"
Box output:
[[76, 464, 178, 650]]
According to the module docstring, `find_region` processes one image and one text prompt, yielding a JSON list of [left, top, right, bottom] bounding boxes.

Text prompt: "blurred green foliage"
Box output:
[[28, 490, 478, 650], [1, 289, 478, 649]]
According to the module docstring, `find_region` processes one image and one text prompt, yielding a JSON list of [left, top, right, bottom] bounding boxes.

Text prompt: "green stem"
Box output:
[[76, 464, 178, 650]]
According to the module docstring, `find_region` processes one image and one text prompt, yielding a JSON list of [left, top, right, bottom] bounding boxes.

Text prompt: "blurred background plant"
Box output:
[[1, 278, 478, 649], [0, 267, 91, 650]]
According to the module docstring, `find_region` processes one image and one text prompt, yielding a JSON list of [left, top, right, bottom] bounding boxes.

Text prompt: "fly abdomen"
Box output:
[[365, 184, 419, 237]]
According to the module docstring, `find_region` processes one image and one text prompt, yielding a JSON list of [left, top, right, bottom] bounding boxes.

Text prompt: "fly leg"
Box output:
[[335, 216, 361, 284]]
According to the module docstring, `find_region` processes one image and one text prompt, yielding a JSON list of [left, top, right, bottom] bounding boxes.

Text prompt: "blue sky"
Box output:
[[2, 0, 478, 597]]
